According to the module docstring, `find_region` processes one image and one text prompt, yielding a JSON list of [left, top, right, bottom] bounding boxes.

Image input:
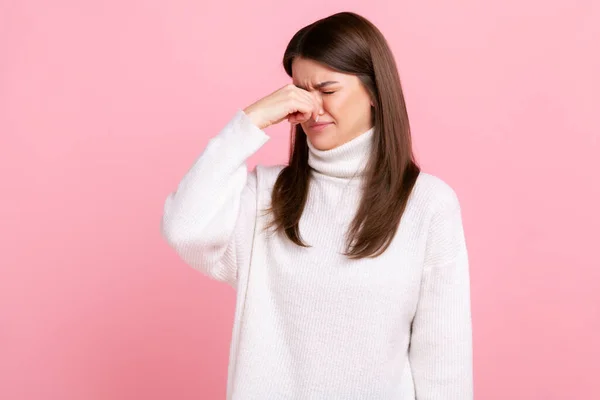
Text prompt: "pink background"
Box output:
[[1, 1, 599, 399]]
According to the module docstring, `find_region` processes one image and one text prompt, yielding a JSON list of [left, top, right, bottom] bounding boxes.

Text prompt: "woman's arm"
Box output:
[[160, 110, 270, 288], [409, 192, 474, 399]]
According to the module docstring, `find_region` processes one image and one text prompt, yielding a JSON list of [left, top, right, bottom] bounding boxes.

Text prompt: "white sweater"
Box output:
[[161, 110, 473, 400]]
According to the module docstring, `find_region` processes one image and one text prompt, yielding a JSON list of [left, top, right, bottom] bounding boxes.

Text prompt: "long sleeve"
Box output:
[[160, 110, 270, 288], [409, 192, 474, 399]]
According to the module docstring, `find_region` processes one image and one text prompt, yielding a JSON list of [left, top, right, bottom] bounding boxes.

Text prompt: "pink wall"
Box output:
[[1, 1, 599, 399]]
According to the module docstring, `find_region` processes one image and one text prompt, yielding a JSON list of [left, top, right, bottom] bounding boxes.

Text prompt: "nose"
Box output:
[[311, 92, 324, 117]]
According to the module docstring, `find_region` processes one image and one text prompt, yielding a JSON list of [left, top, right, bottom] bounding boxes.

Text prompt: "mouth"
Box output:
[[308, 122, 333, 130]]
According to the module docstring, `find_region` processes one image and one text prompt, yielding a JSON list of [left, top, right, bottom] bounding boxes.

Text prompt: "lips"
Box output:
[[310, 122, 332, 128]]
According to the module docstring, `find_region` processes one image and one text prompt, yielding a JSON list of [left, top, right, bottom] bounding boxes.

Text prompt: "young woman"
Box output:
[[161, 11, 473, 400]]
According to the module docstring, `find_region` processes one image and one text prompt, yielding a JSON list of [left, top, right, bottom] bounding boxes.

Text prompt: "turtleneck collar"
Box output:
[[307, 127, 375, 179]]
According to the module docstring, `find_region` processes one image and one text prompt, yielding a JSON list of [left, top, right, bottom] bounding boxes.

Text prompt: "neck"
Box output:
[[307, 128, 375, 179]]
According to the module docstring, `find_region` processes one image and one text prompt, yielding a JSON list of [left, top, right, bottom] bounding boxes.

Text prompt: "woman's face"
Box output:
[[292, 57, 373, 151]]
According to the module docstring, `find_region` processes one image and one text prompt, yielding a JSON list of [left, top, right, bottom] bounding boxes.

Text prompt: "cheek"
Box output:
[[333, 93, 366, 126], [323, 95, 348, 121]]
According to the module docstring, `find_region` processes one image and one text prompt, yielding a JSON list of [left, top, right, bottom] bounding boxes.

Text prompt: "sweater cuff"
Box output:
[[216, 109, 271, 159]]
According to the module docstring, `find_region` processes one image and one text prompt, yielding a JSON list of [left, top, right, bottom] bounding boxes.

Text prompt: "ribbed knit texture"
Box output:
[[161, 110, 473, 400]]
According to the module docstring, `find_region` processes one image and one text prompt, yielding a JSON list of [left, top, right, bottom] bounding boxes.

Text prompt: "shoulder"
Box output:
[[255, 164, 285, 185], [410, 171, 462, 215], [256, 164, 285, 181], [247, 164, 285, 193]]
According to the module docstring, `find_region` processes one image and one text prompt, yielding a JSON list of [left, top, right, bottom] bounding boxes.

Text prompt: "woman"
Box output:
[[161, 11, 473, 400]]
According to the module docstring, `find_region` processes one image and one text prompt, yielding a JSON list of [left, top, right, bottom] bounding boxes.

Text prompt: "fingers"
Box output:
[[288, 110, 311, 125], [289, 98, 315, 125], [293, 88, 322, 123], [303, 91, 322, 122], [282, 85, 324, 127]]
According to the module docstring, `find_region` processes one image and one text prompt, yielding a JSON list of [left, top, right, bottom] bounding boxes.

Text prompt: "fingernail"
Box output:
[[315, 115, 319, 123]]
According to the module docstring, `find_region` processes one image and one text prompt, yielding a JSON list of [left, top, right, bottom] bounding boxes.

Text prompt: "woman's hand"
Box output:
[[243, 84, 323, 130]]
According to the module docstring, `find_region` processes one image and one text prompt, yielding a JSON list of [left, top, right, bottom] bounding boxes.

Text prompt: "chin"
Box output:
[[305, 125, 339, 150], [307, 133, 337, 151]]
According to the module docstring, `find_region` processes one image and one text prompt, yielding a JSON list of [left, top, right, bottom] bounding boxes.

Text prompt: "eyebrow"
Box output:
[[295, 81, 340, 90]]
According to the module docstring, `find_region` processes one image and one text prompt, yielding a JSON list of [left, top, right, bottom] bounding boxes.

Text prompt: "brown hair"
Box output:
[[269, 11, 420, 259]]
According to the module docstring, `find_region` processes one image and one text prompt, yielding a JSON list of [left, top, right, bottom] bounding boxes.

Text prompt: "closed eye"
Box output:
[[322, 91, 335, 95]]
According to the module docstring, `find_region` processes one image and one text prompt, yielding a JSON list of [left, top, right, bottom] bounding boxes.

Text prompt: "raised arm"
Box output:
[[160, 110, 269, 288]]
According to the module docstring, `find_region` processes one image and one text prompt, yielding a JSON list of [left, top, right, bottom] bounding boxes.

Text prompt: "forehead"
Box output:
[[291, 58, 345, 86]]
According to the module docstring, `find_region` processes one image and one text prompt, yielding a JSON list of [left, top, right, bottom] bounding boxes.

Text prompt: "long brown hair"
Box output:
[[269, 11, 420, 259]]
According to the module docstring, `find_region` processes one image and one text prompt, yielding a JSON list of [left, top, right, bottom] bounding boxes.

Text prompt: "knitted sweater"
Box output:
[[161, 110, 473, 399]]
